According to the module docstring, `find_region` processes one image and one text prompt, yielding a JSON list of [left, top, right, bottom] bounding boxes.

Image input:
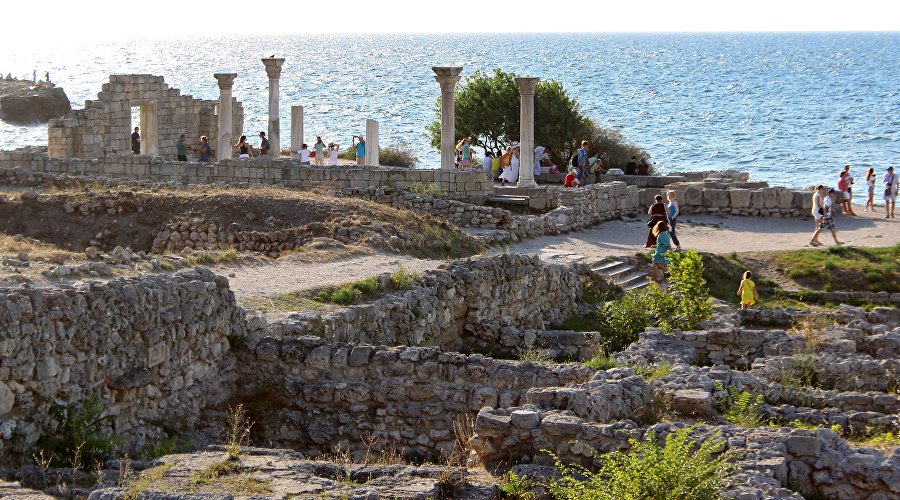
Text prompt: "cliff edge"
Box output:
[[0, 79, 70, 125]]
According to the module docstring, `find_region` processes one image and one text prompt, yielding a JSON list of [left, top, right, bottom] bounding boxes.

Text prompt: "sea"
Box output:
[[0, 32, 897, 189]]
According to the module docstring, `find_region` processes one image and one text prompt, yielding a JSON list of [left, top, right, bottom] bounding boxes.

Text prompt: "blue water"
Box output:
[[1, 32, 897, 188]]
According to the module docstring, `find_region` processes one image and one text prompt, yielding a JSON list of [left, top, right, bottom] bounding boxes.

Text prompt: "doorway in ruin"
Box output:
[[129, 103, 158, 155]]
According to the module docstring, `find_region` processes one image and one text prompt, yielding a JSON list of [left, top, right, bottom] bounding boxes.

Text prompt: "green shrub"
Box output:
[[314, 290, 331, 302], [518, 348, 554, 365], [666, 250, 713, 331], [499, 471, 536, 500], [546, 425, 732, 500], [143, 435, 192, 460], [330, 286, 362, 305], [405, 183, 442, 198], [37, 396, 124, 467], [391, 266, 420, 289], [352, 276, 381, 295], [379, 141, 419, 168], [715, 382, 766, 428], [585, 356, 619, 371], [631, 362, 672, 381]]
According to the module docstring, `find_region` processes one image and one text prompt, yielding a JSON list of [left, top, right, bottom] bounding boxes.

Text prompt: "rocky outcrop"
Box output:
[[0, 81, 70, 125]]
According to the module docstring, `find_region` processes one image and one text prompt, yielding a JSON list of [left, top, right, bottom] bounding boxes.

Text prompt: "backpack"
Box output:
[[571, 153, 580, 170]]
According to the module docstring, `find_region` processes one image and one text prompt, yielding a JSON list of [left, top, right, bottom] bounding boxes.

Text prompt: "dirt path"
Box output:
[[507, 205, 900, 264], [226, 249, 443, 301]]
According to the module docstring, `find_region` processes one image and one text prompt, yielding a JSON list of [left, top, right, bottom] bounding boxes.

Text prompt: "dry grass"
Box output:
[[0, 232, 74, 261], [239, 290, 339, 314], [788, 312, 835, 353]]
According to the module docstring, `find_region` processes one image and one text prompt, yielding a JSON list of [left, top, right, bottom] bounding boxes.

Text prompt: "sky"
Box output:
[[1, 0, 898, 43]]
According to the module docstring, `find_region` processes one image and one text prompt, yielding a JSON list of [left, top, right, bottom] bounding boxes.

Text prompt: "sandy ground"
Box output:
[[509, 204, 900, 263], [225, 203, 899, 301], [227, 250, 442, 300]]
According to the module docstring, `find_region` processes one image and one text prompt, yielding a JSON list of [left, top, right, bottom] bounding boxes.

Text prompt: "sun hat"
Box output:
[[510, 141, 520, 149]]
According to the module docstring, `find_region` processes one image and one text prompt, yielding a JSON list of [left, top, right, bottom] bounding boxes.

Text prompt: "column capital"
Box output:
[[213, 73, 237, 90], [262, 57, 286, 79], [515, 77, 540, 96], [432, 66, 463, 91]]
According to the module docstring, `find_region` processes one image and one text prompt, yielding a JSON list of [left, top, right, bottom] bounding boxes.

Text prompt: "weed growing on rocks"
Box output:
[[585, 356, 619, 370], [37, 396, 124, 468], [499, 471, 536, 500], [517, 347, 555, 365], [714, 382, 767, 428], [391, 265, 420, 289], [546, 425, 733, 500], [224, 404, 252, 460]]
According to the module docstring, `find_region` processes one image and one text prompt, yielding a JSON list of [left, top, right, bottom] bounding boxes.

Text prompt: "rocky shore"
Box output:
[[0, 80, 70, 125]]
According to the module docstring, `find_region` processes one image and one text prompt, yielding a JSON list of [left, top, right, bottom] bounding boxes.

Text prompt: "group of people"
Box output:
[[291, 136, 344, 166], [644, 191, 682, 281], [809, 165, 898, 246], [1, 71, 49, 82]]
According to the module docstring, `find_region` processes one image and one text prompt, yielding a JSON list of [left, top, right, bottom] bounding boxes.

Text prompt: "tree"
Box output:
[[427, 68, 648, 168]]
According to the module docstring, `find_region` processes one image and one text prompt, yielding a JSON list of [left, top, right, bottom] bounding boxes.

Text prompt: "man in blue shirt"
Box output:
[[352, 135, 366, 166]]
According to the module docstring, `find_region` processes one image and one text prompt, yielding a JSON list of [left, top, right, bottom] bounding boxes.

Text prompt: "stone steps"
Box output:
[[485, 194, 529, 205], [592, 260, 652, 291]]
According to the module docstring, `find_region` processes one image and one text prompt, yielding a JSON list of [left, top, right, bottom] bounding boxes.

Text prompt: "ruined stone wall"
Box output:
[[0, 268, 244, 453], [0, 154, 493, 204], [259, 254, 583, 350], [47, 75, 243, 160], [235, 338, 596, 460]]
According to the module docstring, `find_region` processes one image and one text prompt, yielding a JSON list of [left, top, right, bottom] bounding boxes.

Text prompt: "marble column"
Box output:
[[213, 73, 237, 161], [262, 57, 285, 158], [432, 67, 463, 170], [291, 106, 303, 160], [365, 119, 379, 167], [515, 77, 540, 188]]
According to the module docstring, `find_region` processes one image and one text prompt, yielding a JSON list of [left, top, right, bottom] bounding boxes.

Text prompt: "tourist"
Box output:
[[45, 72, 49, 83], [198, 136, 211, 162], [864, 167, 876, 211], [32, 70, 36, 83], [625, 156, 638, 175], [837, 170, 856, 216], [327, 143, 339, 166], [258, 132, 270, 157], [810, 188, 843, 246], [666, 190, 682, 251], [296, 144, 311, 165], [650, 220, 672, 282], [493, 148, 502, 173], [352, 135, 366, 166], [885, 166, 898, 218], [499, 142, 520, 185], [534, 145, 551, 181], [564, 170, 580, 187], [810, 185, 826, 246], [737, 271, 759, 310], [499, 146, 512, 178], [456, 138, 472, 169], [842, 165, 855, 211], [589, 155, 603, 183], [313, 137, 326, 166], [483, 150, 494, 172], [175, 134, 190, 161], [236, 135, 252, 158], [645, 194, 668, 248], [575, 141, 589, 182], [131, 126, 141, 155], [638, 157, 650, 176]]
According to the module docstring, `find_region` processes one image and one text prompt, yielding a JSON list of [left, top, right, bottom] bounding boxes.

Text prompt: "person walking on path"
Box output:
[[258, 132, 270, 157], [885, 166, 898, 218], [646, 194, 668, 248], [810, 188, 844, 246], [499, 142, 520, 185], [737, 271, 759, 310], [131, 126, 141, 155], [313, 137, 326, 166], [666, 190, 682, 251], [864, 168, 876, 212], [837, 170, 856, 215], [197, 136, 211, 162], [327, 143, 339, 166], [175, 134, 191, 161], [236, 135, 252, 158], [650, 220, 672, 282], [352, 135, 366, 166]]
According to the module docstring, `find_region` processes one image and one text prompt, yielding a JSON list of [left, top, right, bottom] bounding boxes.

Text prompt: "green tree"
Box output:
[[427, 68, 648, 168]]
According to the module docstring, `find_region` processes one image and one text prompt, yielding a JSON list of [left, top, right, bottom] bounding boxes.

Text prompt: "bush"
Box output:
[[715, 382, 766, 428], [582, 121, 652, 171], [330, 285, 362, 305], [585, 356, 619, 370], [547, 425, 733, 500], [391, 266, 420, 289], [379, 141, 419, 168], [665, 250, 713, 330], [596, 282, 675, 354], [37, 396, 124, 467], [352, 276, 381, 295]]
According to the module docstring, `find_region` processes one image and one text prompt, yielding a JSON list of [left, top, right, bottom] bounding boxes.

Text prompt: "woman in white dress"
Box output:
[[499, 142, 520, 184], [327, 143, 339, 166]]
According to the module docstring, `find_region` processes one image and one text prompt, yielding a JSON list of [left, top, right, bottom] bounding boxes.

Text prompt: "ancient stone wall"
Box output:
[[259, 254, 583, 350], [0, 154, 493, 204], [235, 338, 596, 460], [47, 75, 243, 160], [0, 268, 244, 454]]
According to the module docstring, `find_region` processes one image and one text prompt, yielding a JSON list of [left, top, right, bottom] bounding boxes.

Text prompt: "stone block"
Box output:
[[786, 435, 821, 457], [702, 189, 728, 208], [0, 381, 13, 415], [729, 189, 751, 208], [684, 187, 702, 206], [510, 410, 540, 429]]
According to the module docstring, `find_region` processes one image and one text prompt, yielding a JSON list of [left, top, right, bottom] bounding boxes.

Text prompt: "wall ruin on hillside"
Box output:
[[48, 75, 243, 160]]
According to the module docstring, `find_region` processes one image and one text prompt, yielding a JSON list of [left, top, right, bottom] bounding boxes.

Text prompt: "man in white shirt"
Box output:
[[884, 166, 898, 219], [533, 145, 551, 181], [810, 186, 842, 246]]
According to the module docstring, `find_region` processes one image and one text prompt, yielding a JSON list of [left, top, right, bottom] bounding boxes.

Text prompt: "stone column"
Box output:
[[213, 73, 237, 161], [262, 57, 285, 158], [515, 77, 540, 188], [365, 119, 379, 167], [291, 106, 303, 160], [432, 67, 463, 170]]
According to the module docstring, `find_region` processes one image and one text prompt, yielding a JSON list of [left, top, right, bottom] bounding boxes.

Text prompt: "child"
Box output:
[[737, 271, 758, 310], [296, 143, 310, 165], [564, 170, 580, 187]]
